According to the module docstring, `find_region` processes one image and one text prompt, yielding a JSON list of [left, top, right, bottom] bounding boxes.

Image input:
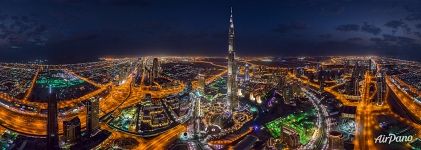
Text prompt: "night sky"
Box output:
[[0, 0, 421, 63]]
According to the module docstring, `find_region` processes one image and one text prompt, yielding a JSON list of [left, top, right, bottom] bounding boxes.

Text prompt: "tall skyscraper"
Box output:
[[244, 64, 250, 82], [152, 58, 160, 79], [63, 117, 81, 144], [135, 58, 143, 85], [354, 77, 359, 96], [376, 72, 384, 105], [148, 68, 154, 84], [282, 86, 293, 105], [47, 85, 59, 149], [348, 62, 360, 96], [189, 92, 202, 139], [198, 74, 206, 95], [318, 66, 324, 93], [227, 7, 239, 111], [86, 98, 99, 136]]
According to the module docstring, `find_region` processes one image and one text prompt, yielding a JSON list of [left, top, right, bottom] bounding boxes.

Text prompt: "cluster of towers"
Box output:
[[345, 59, 385, 104], [47, 90, 100, 149], [346, 61, 363, 96], [141, 58, 161, 85]]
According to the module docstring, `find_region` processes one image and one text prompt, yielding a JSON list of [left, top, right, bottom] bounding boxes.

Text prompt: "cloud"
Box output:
[[347, 37, 363, 42], [396, 36, 416, 44], [0, 13, 49, 47], [336, 24, 360, 32], [96, 0, 152, 6], [384, 20, 411, 34], [414, 32, 421, 38], [384, 20, 404, 29], [319, 34, 332, 39], [370, 37, 385, 44], [406, 13, 421, 21], [404, 4, 421, 21], [379, 34, 416, 44], [370, 34, 417, 49], [17, 0, 153, 6], [361, 22, 381, 35], [404, 4, 421, 13], [402, 25, 411, 33], [416, 24, 421, 29], [382, 34, 398, 42], [320, 5, 345, 15], [273, 22, 308, 34]]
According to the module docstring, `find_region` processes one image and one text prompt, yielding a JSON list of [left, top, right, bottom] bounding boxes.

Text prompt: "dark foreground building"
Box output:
[[47, 87, 59, 149]]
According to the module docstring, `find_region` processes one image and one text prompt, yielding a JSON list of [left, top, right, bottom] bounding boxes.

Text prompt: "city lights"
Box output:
[[0, 1, 419, 150]]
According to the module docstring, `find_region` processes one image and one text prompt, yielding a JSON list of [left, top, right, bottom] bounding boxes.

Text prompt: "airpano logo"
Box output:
[[374, 134, 413, 144]]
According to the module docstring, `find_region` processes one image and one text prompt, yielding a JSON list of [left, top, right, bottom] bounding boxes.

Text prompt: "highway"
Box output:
[[23, 68, 40, 102], [302, 88, 329, 150], [288, 72, 358, 106], [354, 71, 377, 150], [98, 123, 186, 149], [385, 76, 421, 122]]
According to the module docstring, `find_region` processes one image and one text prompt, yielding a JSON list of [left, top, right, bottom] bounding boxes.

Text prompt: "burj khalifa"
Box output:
[[227, 7, 238, 111]]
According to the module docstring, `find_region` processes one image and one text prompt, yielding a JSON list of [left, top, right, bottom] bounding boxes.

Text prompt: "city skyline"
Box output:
[[0, 1, 419, 150]]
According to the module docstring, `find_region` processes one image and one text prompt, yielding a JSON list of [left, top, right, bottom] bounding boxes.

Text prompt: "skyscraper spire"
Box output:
[[230, 7, 233, 26], [228, 7, 235, 53]]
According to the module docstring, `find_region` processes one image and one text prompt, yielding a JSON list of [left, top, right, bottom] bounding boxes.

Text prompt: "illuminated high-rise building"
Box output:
[[135, 58, 143, 86], [152, 58, 160, 79], [283, 86, 294, 105], [348, 62, 360, 96], [376, 72, 385, 105], [227, 7, 239, 111], [189, 92, 202, 139], [318, 66, 325, 93], [63, 117, 81, 144], [354, 77, 359, 96], [198, 74, 206, 95], [86, 98, 99, 136], [148, 68, 153, 85], [47, 85, 59, 149], [244, 64, 250, 82]]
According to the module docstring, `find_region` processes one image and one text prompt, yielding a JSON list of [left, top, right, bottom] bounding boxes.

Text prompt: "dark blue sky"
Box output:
[[0, 0, 421, 63]]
